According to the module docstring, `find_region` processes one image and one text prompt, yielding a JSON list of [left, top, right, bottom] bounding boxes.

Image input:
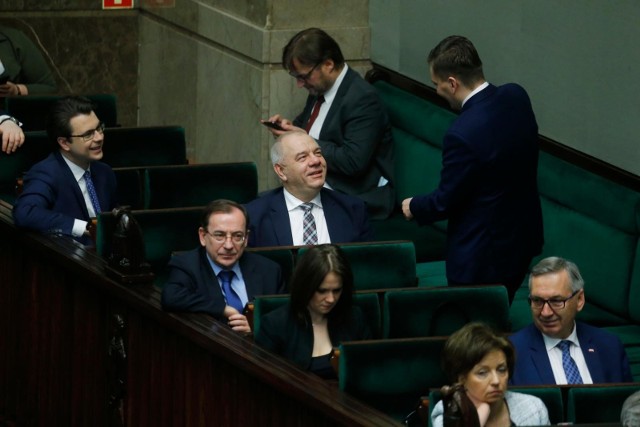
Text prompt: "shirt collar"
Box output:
[[322, 63, 348, 105], [462, 81, 489, 108], [205, 251, 242, 277], [61, 154, 90, 182], [542, 322, 579, 351], [282, 187, 323, 212]]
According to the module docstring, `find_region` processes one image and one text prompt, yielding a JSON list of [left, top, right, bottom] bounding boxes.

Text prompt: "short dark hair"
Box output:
[[46, 96, 96, 145], [428, 35, 484, 87], [200, 199, 249, 231], [282, 28, 344, 72], [289, 244, 354, 325], [441, 322, 515, 384]]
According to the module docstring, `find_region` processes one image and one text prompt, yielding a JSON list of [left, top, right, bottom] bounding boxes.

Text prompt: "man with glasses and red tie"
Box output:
[[262, 28, 395, 220], [13, 96, 116, 245], [161, 199, 285, 333], [509, 256, 632, 385]]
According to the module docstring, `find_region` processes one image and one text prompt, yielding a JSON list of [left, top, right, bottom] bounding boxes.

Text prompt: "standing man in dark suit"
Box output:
[[0, 110, 24, 153], [12, 96, 116, 245], [402, 35, 543, 302], [162, 199, 285, 333], [245, 131, 374, 247], [263, 27, 395, 220], [510, 257, 632, 385]]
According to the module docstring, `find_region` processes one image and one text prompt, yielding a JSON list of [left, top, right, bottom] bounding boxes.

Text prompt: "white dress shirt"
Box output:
[[61, 155, 96, 237], [282, 188, 330, 245], [542, 323, 594, 384]]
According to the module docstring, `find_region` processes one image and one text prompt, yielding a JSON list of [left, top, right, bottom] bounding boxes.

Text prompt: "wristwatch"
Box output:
[[0, 116, 20, 126]]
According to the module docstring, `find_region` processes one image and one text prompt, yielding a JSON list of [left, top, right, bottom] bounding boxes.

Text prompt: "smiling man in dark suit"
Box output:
[[162, 199, 285, 333], [402, 35, 543, 303], [245, 131, 373, 247], [263, 27, 395, 220], [12, 96, 116, 245]]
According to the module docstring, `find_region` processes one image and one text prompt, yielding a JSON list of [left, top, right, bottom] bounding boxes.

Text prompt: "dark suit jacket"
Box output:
[[293, 67, 395, 219], [12, 151, 117, 245], [509, 322, 633, 385], [255, 302, 371, 370], [245, 187, 374, 247], [161, 247, 285, 319], [410, 84, 543, 285]]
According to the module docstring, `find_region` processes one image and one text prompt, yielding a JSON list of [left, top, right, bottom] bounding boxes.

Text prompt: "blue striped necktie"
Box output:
[[84, 170, 102, 215], [558, 340, 583, 384]]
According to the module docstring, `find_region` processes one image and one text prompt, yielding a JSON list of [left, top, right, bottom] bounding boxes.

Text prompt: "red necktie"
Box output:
[[305, 95, 325, 132]]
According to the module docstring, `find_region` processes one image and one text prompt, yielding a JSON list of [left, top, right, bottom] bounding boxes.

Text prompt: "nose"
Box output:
[[325, 292, 335, 303], [540, 302, 555, 316], [490, 371, 500, 384], [222, 236, 234, 249]]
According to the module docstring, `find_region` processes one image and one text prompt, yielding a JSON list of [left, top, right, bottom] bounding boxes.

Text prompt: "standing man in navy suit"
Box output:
[[245, 131, 374, 247], [510, 257, 632, 385], [263, 28, 395, 220], [162, 200, 285, 333], [402, 35, 543, 302], [12, 96, 116, 245]]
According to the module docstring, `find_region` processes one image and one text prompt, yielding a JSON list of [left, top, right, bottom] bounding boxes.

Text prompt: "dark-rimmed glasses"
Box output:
[[205, 230, 246, 244], [528, 289, 580, 310], [289, 62, 321, 82], [69, 122, 105, 142]]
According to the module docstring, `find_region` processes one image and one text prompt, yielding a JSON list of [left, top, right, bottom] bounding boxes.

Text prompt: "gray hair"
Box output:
[[528, 256, 584, 292], [270, 130, 309, 166], [621, 390, 640, 427]]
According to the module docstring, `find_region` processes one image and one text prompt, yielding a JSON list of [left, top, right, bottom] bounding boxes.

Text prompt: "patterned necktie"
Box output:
[[84, 170, 102, 216], [304, 95, 325, 132], [219, 270, 243, 312], [301, 202, 318, 245], [558, 340, 583, 384]]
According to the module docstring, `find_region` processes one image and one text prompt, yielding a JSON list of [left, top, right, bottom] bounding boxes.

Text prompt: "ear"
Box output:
[[323, 58, 335, 72], [274, 163, 287, 182], [447, 76, 459, 92], [57, 137, 71, 151], [576, 289, 586, 312], [198, 227, 207, 247]]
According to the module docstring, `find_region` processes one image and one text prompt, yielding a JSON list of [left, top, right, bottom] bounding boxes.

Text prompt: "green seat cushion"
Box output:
[[567, 385, 640, 424]]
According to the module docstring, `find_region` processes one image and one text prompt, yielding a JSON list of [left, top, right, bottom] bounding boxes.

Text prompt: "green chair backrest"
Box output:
[[297, 240, 417, 291], [101, 126, 188, 168], [252, 294, 289, 341], [338, 337, 447, 421], [382, 285, 510, 338], [112, 167, 144, 210], [6, 94, 117, 131], [246, 246, 295, 291], [567, 384, 640, 424], [144, 162, 257, 209]]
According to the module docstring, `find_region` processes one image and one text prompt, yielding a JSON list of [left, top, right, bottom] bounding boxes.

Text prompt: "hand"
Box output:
[[0, 119, 25, 154], [401, 198, 414, 220], [263, 114, 304, 137], [224, 306, 251, 333], [0, 82, 22, 97]]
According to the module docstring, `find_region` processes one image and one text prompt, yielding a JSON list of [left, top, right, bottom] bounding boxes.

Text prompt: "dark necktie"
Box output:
[[301, 202, 318, 245], [219, 270, 243, 312], [84, 170, 102, 216], [304, 95, 325, 132], [558, 340, 583, 384]]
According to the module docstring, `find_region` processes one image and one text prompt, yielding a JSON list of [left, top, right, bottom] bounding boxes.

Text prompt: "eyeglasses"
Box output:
[[206, 230, 246, 244], [69, 122, 105, 142], [289, 62, 321, 82], [528, 289, 580, 310]]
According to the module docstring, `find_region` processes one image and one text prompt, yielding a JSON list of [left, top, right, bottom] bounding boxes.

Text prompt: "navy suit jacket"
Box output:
[[293, 67, 395, 219], [509, 322, 633, 385], [12, 151, 117, 245], [161, 247, 285, 319], [410, 83, 543, 284], [245, 187, 374, 247]]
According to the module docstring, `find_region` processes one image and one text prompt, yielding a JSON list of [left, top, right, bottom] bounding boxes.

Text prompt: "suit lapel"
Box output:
[[320, 68, 354, 138], [577, 323, 604, 382], [320, 189, 343, 243], [239, 254, 259, 300], [269, 190, 294, 246], [55, 152, 90, 219], [528, 326, 557, 384]]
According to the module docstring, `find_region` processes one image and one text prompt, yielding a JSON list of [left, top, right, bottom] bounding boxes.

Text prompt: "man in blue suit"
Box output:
[[245, 131, 374, 247], [263, 28, 395, 220], [162, 200, 285, 333], [0, 110, 24, 153], [12, 96, 116, 245], [402, 35, 543, 302], [510, 257, 632, 385]]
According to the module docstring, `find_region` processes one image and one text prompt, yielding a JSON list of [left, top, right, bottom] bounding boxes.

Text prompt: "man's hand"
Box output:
[[262, 114, 305, 137], [0, 119, 25, 154], [401, 197, 414, 220], [224, 306, 251, 333]]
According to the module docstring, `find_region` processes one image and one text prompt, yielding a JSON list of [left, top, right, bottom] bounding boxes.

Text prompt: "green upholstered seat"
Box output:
[[297, 240, 418, 291], [96, 207, 201, 286], [0, 131, 50, 203], [338, 337, 447, 421], [5, 94, 118, 131], [567, 384, 640, 424], [246, 246, 295, 291], [252, 294, 289, 341], [144, 162, 258, 209], [112, 167, 144, 210], [416, 260, 447, 287], [382, 285, 510, 339], [101, 126, 188, 168]]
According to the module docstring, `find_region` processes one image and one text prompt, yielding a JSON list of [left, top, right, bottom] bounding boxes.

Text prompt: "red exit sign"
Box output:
[[103, 0, 134, 9]]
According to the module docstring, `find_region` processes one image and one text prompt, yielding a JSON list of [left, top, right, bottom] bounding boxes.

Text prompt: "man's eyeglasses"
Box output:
[[206, 230, 246, 244], [528, 289, 580, 310], [289, 62, 321, 82], [69, 122, 105, 142]]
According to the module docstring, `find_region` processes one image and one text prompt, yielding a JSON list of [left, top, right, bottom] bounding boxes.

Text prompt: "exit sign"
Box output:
[[103, 0, 134, 9]]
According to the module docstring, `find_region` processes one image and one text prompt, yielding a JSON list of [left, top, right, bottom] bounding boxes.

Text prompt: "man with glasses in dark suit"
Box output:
[[509, 256, 632, 385]]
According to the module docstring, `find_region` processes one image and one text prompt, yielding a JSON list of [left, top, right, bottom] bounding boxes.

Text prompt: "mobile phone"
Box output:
[[261, 120, 284, 131]]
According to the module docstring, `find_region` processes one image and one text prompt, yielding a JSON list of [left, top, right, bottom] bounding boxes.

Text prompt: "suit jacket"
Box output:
[[410, 83, 543, 284], [161, 247, 285, 319], [509, 322, 633, 385], [255, 302, 371, 371], [245, 187, 374, 247], [12, 151, 117, 245], [293, 67, 395, 219]]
